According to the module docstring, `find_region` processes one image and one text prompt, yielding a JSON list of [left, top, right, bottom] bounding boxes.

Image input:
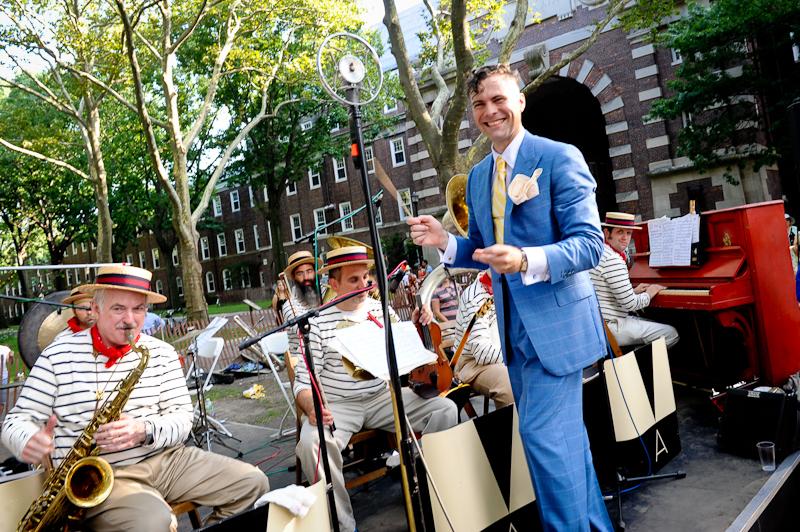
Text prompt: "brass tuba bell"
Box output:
[[445, 174, 469, 237]]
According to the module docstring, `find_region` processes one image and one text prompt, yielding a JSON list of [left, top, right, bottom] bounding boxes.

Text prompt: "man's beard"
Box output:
[[293, 281, 320, 308]]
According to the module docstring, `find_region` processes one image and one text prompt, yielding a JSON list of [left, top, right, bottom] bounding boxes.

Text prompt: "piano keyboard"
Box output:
[[658, 288, 711, 297]]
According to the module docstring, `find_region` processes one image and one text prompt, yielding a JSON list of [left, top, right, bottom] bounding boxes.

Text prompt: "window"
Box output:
[[308, 166, 321, 189], [375, 206, 383, 226], [74, 269, 81, 284], [290, 214, 303, 241], [248, 186, 254, 207], [151, 249, 160, 269], [176, 276, 183, 297], [72, 242, 77, 254], [91, 242, 95, 249], [155, 279, 164, 295], [126, 253, 134, 266], [391, 137, 406, 167], [217, 233, 227, 257], [172, 247, 179, 266], [230, 190, 241, 212], [263, 186, 269, 203], [384, 98, 398, 113], [200, 237, 210, 260], [286, 181, 297, 196], [314, 208, 327, 235], [670, 48, 683, 65], [300, 120, 313, 131], [240, 267, 251, 288], [84, 267, 91, 282], [259, 271, 266, 288], [223, 269, 233, 291], [253, 225, 262, 249], [81, 242, 87, 252], [398, 188, 412, 221], [205, 271, 216, 293], [64, 247, 68, 257], [212, 195, 222, 217], [365, 145, 375, 174], [139, 251, 147, 269], [235, 228, 246, 254], [66, 270, 73, 285], [339, 202, 353, 232], [265, 221, 273, 248], [334, 158, 347, 182]]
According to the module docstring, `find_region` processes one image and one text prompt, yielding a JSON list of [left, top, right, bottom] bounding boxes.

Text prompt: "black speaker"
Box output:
[[717, 386, 799, 462]]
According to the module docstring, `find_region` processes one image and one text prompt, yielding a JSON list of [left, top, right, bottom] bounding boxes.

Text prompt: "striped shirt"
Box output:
[[293, 298, 392, 400], [589, 244, 650, 320], [455, 278, 502, 368], [281, 293, 315, 358], [432, 281, 459, 322], [1, 330, 193, 468]]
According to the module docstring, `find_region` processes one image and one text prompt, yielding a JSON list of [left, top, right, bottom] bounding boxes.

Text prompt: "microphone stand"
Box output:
[[239, 285, 375, 532], [346, 85, 426, 531]]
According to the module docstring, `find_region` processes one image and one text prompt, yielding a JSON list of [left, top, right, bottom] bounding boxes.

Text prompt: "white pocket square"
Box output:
[[508, 168, 542, 205]]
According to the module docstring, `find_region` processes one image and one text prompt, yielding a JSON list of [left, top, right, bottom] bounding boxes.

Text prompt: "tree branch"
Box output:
[[498, 0, 529, 64], [0, 137, 91, 181]]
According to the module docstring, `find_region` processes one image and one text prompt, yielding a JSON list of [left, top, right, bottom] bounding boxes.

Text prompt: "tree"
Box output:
[[111, 0, 364, 320], [642, 0, 800, 188], [0, 0, 131, 262], [383, 0, 649, 185], [0, 82, 95, 290]]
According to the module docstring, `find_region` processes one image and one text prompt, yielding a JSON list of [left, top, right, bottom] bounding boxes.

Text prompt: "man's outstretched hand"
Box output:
[[407, 215, 449, 250]]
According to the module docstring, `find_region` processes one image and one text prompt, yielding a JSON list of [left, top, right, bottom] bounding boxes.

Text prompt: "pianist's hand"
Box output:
[[634, 283, 649, 294], [645, 284, 667, 298]]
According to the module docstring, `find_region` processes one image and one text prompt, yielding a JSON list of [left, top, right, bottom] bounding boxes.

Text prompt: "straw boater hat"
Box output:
[[81, 264, 167, 304], [62, 286, 93, 305], [283, 250, 322, 277], [318, 245, 375, 275], [601, 212, 642, 230]]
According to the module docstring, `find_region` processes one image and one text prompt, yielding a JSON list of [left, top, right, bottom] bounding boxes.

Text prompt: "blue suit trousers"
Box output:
[[503, 278, 613, 531]]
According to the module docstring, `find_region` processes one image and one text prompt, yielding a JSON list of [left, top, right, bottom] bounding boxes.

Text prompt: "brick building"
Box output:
[[6, 1, 796, 315]]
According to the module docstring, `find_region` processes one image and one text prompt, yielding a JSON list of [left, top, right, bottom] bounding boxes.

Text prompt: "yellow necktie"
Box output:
[[492, 157, 507, 244]]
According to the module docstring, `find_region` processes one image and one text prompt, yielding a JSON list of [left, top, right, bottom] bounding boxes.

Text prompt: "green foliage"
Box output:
[[644, 0, 800, 173]]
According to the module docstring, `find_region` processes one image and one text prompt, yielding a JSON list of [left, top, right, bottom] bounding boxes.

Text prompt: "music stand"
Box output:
[[598, 339, 687, 530], [186, 334, 243, 457]]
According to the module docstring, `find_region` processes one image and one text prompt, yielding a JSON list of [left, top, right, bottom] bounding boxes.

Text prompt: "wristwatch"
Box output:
[[518, 247, 529, 273], [143, 420, 155, 445]]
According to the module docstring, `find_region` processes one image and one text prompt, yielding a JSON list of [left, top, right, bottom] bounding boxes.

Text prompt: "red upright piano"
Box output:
[[630, 200, 800, 386]]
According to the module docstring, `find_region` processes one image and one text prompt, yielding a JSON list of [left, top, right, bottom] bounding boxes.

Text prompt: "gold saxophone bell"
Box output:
[[445, 174, 469, 237], [63, 456, 114, 509]]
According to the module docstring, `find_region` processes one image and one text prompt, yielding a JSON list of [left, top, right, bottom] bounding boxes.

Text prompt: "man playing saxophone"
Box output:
[[2, 265, 268, 530]]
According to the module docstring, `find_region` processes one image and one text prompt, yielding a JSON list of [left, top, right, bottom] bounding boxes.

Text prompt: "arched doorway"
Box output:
[[522, 76, 617, 217]]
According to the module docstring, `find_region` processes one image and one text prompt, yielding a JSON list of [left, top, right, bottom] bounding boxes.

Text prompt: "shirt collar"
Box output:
[[491, 128, 526, 172]]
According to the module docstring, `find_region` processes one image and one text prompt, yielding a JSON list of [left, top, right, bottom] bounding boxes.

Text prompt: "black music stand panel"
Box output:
[[197, 504, 268, 532]]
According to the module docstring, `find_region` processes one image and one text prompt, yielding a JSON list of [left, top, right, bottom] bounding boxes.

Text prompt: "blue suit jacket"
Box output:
[[453, 131, 606, 376]]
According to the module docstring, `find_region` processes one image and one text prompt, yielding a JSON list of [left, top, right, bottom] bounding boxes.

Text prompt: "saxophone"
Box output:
[[18, 331, 151, 531]]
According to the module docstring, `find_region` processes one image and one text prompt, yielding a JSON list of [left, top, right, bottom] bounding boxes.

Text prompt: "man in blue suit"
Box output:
[[408, 64, 612, 531]]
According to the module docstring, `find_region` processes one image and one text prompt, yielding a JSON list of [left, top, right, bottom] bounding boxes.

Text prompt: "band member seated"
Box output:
[[273, 250, 321, 357], [293, 245, 457, 532], [589, 212, 679, 348], [2, 265, 268, 530], [454, 271, 513, 409], [54, 286, 97, 340]]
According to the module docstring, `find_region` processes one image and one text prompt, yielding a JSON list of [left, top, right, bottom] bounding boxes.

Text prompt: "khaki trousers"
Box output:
[[296, 387, 457, 532], [84, 445, 269, 531], [457, 360, 514, 409]]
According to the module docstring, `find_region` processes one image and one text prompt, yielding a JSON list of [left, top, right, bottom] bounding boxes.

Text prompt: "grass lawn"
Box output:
[[163, 299, 273, 317], [0, 326, 28, 380]]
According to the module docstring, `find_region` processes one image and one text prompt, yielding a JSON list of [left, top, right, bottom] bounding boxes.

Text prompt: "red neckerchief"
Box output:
[[67, 317, 83, 333], [607, 242, 630, 268], [90, 326, 139, 368], [479, 271, 493, 296]]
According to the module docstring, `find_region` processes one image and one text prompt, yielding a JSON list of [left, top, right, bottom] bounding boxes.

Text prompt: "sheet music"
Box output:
[[331, 320, 437, 380], [648, 214, 700, 267]]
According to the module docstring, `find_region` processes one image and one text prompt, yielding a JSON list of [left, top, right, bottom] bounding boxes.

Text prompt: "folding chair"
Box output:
[[258, 332, 297, 439]]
